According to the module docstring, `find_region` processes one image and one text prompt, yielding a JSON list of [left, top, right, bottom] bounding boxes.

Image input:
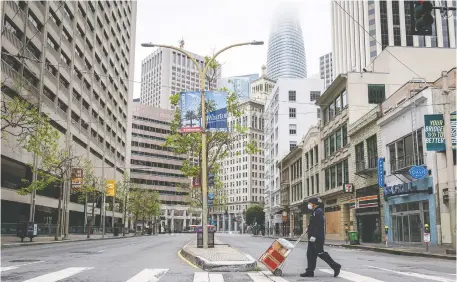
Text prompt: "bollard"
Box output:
[[424, 224, 430, 252], [384, 226, 389, 247]]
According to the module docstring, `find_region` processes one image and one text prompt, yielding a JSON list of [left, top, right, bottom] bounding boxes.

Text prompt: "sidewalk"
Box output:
[[1, 233, 138, 248], [253, 235, 456, 260], [180, 238, 256, 272]]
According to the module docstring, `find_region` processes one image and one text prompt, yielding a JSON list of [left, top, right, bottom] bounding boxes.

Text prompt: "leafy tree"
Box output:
[[22, 140, 81, 240], [71, 159, 105, 239], [115, 171, 133, 236], [128, 188, 161, 234], [165, 56, 259, 212], [245, 205, 265, 227], [1, 77, 58, 149]]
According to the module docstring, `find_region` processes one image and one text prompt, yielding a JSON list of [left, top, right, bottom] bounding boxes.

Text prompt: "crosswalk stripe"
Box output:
[[319, 269, 384, 282], [209, 273, 224, 282], [193, 272, 209, 282], [125, 269, 169, 282], [366, 266, 454, 282], [247, 272, 273, 282], [261, 271, 289, 282], [1, 261, 44, 272], [22, 267, 93, 282]]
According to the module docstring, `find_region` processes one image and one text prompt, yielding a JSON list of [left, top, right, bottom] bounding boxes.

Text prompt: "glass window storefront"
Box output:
[[390, 201, 429, 243]]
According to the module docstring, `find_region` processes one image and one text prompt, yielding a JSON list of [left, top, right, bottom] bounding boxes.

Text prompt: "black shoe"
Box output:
[[300, 272, 314, 277], [333, 264, 341, 277]]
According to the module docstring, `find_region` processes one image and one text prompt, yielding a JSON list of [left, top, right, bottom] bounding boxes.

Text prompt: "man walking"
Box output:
[[301, 197, 341, 278]]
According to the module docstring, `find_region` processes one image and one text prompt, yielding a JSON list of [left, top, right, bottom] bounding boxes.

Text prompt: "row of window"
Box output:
[[132, 124, 171, 135], [322, 88, 347, 124], [324, 159, 349, 190], [324, 124, 348, 157], [304, 145, 319, 170]]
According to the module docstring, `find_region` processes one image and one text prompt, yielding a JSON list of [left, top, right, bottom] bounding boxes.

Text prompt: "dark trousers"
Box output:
[[306, 241, 340, 272]]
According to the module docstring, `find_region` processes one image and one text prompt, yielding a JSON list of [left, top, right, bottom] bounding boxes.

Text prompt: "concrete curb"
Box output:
[[253, 235, 455, 260], [1, 234, 140, 249], [180, 241, 257, 272]]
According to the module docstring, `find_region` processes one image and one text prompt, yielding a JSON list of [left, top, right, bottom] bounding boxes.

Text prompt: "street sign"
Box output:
[[451, 111, 456, 150], [208, 193, 215, 200], [377, 158, 385, 187], [71, 168, 83, 189], [409, 166, 427, 179], [424, 233, 431, 243]]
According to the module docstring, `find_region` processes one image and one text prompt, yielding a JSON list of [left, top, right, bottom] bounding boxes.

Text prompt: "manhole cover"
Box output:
[[10, 259, 41, 263]]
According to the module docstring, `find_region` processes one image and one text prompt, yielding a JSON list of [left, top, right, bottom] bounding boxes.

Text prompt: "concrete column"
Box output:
[[228, 214, 232, 231], [222, 214, 226, 232], [171, 210, 175, 232], [217, 214, 220, 231], [234, 214, 238, 232]]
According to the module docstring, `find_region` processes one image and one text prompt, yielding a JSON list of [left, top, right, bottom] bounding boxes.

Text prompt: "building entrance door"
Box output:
[[392, 213, 423, 243]]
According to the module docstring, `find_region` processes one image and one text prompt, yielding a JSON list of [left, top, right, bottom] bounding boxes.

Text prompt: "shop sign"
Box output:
[[409, 166, 427, 179], [424, 114, 445, 151], [451, 111, 456, 150], [383, 177, 431, 198], [377, 158, 385, 187], [343, 183, 354, 193]]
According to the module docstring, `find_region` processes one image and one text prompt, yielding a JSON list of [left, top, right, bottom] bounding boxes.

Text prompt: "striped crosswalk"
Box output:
[[1, 264, 455, 281]]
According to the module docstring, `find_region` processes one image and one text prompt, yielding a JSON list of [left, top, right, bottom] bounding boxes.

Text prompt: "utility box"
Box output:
[[16, 221, 38, 242]]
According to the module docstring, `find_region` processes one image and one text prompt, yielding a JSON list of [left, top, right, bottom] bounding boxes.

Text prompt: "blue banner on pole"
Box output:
[[206, 91, 228, 132], [377, 158, 385, 187], [180, 91, 202, 133]]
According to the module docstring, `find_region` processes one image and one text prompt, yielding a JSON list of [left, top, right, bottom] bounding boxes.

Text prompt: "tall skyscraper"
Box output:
[[332, 0, 456, 76], [140, 47, 220, 110], [1, 1, 137, 225], [320, 52, 334, 89], [220, 73, 259, 101], [266, 2, 307, 80]]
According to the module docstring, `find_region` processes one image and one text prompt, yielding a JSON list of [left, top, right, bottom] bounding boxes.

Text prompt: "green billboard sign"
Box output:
[[424, 114, 445, 151]]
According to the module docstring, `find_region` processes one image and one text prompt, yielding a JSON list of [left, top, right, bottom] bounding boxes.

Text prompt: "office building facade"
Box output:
[[220, 73, 259, 101], [1, 1, 137, 227], [320, 52, 334, 89], [331, 0, 457, 76], [140, 47, 220, 110]]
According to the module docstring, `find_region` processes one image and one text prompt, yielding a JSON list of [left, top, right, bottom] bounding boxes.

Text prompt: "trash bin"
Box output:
[[348, 231, 360, 245], [147, 228, 152, 235], [16, 221, 38, 242], [113, 226, 119, 236]]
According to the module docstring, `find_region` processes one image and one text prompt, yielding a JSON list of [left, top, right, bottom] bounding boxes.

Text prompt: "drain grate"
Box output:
[[10, 259, 41, 263], [70, 251, 92, 254]]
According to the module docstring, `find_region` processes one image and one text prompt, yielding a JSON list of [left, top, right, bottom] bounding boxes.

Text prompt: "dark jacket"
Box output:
[[307, 207, 325, 243]]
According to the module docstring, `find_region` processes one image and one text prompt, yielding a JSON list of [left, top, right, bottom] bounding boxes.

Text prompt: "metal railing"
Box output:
[[1, 223, 119, 236], [390, 154, 426, 173]]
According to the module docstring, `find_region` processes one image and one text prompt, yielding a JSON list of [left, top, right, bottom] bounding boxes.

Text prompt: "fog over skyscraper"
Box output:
[[266, 2, 307, 80]]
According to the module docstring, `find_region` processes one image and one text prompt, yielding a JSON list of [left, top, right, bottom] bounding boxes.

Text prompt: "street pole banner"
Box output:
[[451, 111, 456, 150], [71, 168, 83, 189], [106, 180, 116, 197], [180, 91, 203, 133], [424, 114, 445, 151], [206, 91, 228, 132]]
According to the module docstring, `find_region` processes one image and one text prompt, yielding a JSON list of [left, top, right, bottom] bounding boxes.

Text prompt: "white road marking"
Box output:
[[0, 261, 44, 272], [366, 266, 454, 282], [247, 272, 273, 282], [97, 250, 105, 253], [245, 254, 256, 261], [261, 271, 289, 282], [23, 267, 93, 282], [209, 273, 224, 282], [125, 269, 168, 282], [193, 272, 209, 282], [320, 269, 384, 282]]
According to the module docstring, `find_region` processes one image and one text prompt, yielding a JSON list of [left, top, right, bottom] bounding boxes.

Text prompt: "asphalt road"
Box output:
[[1, 233, 456, 282]]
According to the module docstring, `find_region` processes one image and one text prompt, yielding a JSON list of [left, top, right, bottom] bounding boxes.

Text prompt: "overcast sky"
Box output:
[[132, 0, 332, 98]]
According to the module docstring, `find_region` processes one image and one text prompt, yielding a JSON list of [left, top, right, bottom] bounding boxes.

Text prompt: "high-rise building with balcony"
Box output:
[[266, 2, 307, 80], [130, 103, 199, 232], [1, 1, 137, 227], [140, 47, 220, 110]]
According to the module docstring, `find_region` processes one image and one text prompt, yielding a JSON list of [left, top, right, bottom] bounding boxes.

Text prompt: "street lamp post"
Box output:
[[141, 41, 263, 248]]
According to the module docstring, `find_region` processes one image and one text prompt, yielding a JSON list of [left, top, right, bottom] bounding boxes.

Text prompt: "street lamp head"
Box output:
[[250, 41, 264, 46], [141, 42, 155, 47]]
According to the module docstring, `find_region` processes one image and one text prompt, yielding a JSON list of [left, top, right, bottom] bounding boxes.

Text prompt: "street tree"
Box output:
[[1, 77, 58, 150], [245, 205, 265, 227], [70, 159, 106, 238], [165, 56, 259, 213], [21, 140, 81, 240], [128, 188, 160, 234], [115, 171, 133, 236]]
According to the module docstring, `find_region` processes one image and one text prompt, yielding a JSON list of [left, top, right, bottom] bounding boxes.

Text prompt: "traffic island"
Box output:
[[180, 239, 257, 272]]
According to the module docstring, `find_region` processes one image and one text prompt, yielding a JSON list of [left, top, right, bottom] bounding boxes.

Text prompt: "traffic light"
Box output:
[[414, 1, 434, 35]]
